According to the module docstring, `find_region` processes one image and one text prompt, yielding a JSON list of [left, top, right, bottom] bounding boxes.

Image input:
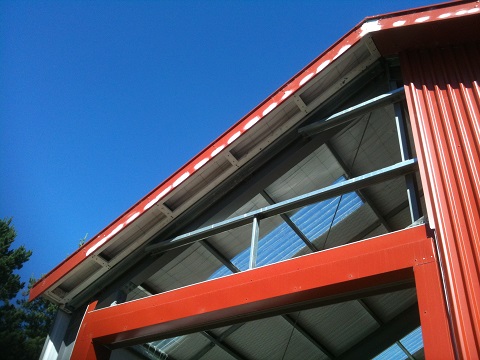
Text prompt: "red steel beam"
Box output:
[[72, 301, 106, 360], [71, 225, 453, 359]]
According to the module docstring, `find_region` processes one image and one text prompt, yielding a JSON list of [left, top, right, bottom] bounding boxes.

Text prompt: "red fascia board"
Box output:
[[72, 225, 433, 350], [30, 0, 479, 302], [371, 7, 480, 56], [363, 0, 472, 22]]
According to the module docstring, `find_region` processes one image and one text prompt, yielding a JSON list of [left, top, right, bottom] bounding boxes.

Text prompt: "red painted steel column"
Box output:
[[72, 301, 111, 360], [415, 260, 454, 359], [402, 44, 480, 358], [69, 226, 432, 354]]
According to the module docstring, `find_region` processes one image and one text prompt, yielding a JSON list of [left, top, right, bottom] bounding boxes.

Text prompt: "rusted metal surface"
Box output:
[[70, 225, 452, 359], [402, 43, 480, 359]]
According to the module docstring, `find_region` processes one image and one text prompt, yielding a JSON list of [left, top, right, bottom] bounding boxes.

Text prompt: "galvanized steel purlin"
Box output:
[[30, 1, 480, 302], [401, 44, 480, 359], [146, 159, 418, 254], [298, 87, 405, 135]]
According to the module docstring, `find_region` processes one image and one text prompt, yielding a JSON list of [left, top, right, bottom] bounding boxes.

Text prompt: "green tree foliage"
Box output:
[[0, 218, 57, 360], [0, 218, 31, 302]]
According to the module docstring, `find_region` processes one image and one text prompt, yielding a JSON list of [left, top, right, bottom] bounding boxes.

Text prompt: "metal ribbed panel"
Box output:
[[226, 315, 326, 360], [148, 242, 223, 292], [298, 300, 379, 355], [164, 333, 211, 359], [402, 44, 480, 358], [363, 288, 417, 323], [304, 205, 379, 253], [198, 345, 237, 360]]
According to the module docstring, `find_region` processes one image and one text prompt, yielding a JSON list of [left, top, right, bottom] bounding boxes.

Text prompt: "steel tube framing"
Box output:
[[201, 240, 241, 273], [358, 299, 417, 359], [249, 217, 260, 269], [325, 142, 393, 232], [201, 331, 247, 360], [390, 81, 422, 224], [146, 159, 418, 253], [260, 190, 318, 252], [70, 224, 453, 359], [298, 87, 405, 136], [338, 304, 420, 360], [134, 219, 384, 358], [191, 323, 245, 360], [282, 314, 335, 359]]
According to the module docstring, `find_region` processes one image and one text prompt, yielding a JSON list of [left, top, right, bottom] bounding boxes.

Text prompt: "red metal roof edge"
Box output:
[[363, 0, 471, 21], [30, 0, 480, 301]]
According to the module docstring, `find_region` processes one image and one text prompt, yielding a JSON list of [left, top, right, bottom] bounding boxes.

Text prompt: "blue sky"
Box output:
[[1, 0, 436, 285]]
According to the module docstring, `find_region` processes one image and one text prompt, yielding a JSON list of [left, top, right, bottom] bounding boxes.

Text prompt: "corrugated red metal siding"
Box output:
[[401, 43, 480, 359]]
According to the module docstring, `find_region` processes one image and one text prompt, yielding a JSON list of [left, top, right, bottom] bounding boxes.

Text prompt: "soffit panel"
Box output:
[[224, 315, 325, 360], [363, 288, 418, 323], [146, 242, 222, 293], [298, 300, 380, 356]]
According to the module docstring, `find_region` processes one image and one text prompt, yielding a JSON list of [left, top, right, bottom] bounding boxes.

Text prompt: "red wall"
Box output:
[[402, 43, 480, 358]]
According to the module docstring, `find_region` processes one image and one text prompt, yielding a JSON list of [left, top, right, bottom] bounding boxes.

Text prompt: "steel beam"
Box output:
[[175, 132, 330, 233], [396, 341, 416, 360], [337, 304, 420, 360], [80, 85, 375, 312], [298, 87, 405, 136], [200, 218, 401, 360], [249, 217, 260, 269], [325, 142, 392, 232], [71, 225, 436, 359], [69, 245, 190, 310], [190, 341, 214, 360], [71, 301, 111, 360], [260, 190, 318, 252], [191, 323, 245, 360], [282, 314, 335, 359], [201, 331, 247, 360], [357, 299, 416, 360], [49, 127, 337, 309], [201, 240, 241, 273], [146, 159, 418, 253], [389, 80, 422, 224], [203, 234, 329, 358]]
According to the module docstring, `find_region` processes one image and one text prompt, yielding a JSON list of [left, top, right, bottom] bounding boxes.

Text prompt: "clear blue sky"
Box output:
[[1, 0, 436, 285]]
